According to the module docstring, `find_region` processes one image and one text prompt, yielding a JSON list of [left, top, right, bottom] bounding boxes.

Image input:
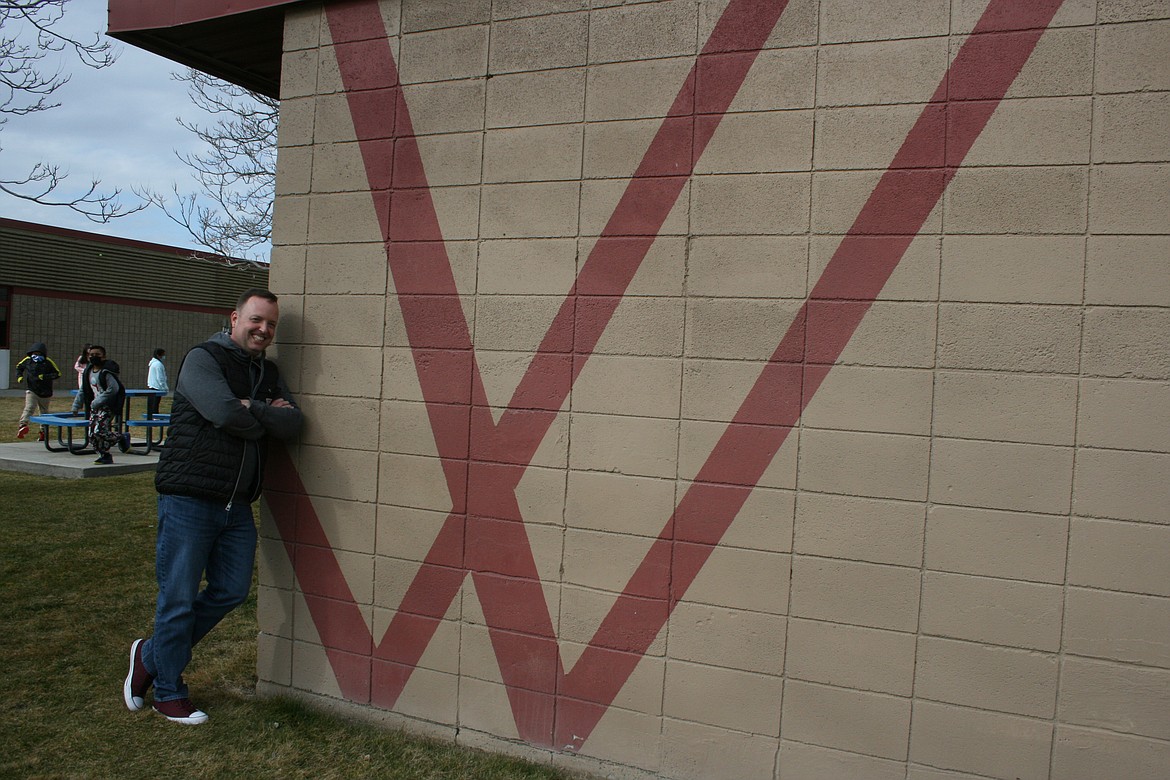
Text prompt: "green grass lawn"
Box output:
[[0, 396, 576, 779]]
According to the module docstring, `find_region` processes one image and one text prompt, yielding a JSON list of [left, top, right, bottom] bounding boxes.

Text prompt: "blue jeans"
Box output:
[[142, 494, 257, 702]]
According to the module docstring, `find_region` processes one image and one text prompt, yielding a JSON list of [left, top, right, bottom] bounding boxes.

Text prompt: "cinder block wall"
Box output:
[[257, 1, 1170, 778], [9, 295, 229, 393]]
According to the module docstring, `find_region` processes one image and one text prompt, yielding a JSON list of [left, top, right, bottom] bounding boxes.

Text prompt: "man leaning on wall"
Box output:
[[122, 288, 303, 725]]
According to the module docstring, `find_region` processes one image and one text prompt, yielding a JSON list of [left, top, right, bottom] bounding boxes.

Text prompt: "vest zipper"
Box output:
[[227, 358, 266, 512]]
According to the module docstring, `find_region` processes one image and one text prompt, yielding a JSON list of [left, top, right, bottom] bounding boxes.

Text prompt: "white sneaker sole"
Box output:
[[123, 638, 145, 711], [153, 705, 209, 725]]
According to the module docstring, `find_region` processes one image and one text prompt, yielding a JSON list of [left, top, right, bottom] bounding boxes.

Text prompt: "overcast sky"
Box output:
[[0, 2, 264, 256]]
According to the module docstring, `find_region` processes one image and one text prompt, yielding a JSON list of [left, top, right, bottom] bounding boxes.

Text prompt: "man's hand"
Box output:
[[270, 398, 293, 409], [240, 399, 252, 409]]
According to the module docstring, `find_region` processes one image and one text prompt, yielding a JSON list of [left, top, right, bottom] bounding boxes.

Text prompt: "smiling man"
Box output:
[[123, 288, 303, 724]]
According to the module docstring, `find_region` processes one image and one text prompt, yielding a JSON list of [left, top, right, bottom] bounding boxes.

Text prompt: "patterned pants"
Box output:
[[89, 408, 119, 454]]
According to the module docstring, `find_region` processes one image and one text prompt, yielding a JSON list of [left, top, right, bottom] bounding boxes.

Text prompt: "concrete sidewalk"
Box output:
[[0, 440, 159, 479]]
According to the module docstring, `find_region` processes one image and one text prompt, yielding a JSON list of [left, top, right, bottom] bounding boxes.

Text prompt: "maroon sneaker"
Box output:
[[122, 638, 154, 712], [16, 424, 28, 439], [153, 697, 208, 725]]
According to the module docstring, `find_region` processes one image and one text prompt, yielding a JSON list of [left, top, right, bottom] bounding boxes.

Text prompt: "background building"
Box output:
[[107, 2, 1170, 779], [1, 217, 268, 390]]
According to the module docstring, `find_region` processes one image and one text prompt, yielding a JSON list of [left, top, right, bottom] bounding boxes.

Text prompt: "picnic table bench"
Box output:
[[124, 414, 171, 453], [29, 412, 91, 454], [29, 413, 171, 456]]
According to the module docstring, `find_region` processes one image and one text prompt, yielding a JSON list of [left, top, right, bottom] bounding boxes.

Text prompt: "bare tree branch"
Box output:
[[0, 0, 137, 221], [142, 68, 276, 261]]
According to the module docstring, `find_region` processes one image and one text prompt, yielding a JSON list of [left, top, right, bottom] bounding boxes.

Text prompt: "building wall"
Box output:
[[7, 293, 229, 393], [257, 1, 1170, 778]]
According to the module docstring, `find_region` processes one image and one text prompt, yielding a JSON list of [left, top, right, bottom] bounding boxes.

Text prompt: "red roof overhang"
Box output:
[[106, 0, 303, 98]]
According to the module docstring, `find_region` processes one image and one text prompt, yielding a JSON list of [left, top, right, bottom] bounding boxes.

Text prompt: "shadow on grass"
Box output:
[[0, 416, 577, 780]]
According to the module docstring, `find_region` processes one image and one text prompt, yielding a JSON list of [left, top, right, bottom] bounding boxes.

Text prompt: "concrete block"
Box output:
[[937, 303, 1082, 374], [486, 68, 585, 128], [1063, 587, 1170, 669], [925, 505, 1067, 584], [802, 365, 933, 436], [778, 741, 906, 780], [1052, 725, 1170, 780], [480, 182, 580, 239], [961, 96, 1091, 166], [1058, 657, 1170, 740], [666, 601, 785, 675], [1093, 92, 1170, 163], [908, 700, 1052, 780], [476, 238, 576, 295], [400, 80, 486, 135], [589, 1, 696, 64], [932, 370, 1078, 445], [1089, 163, 1170, 234], [664, 659, 784, 735], [940, 235, 1084, 304], [798, 429, 931, 502], [483, 125, 584, 184], [790, 556, 921, 632], [586, 58, 695, 121], [785, 617, 916, 696], [781, 679, 911, 761], [819, 0, 948, 43], [697, 110, 814, 174], [1068, 518, 1170, 596], [814, 104, 939, 170], [920, 571, 1062, 651], [1086, 236, 1170, 306], [1082, 307, 1170, 380], [399, 25, 487, 84], [687, 236, 807, 299], [691, 172, 810, 236], [1078, 379, 1170, 453], [794, 492, 925, 568], [930, 438, 1073, 515], [488, 11, 588, 74], [572, 355, 681, 418], [1095, 19, 1170, 93], [944, 167, 1087, 234], [660, 717, 780, 780], [684, 298, 803, 362], [817, 37, 948, 107], [402, 0, 487, 32], [915, 636, 1059, 718]]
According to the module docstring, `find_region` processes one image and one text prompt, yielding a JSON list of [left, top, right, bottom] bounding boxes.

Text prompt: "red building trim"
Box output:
[[106, 0, 300, 33]]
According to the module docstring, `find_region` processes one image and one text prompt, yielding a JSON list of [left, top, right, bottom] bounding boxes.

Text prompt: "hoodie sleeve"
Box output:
[[246, 374, 304, 441], [174, 348, 266, 440]]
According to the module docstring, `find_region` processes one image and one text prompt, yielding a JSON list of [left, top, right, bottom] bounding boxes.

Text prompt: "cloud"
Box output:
[[0, 2, 268, 257]]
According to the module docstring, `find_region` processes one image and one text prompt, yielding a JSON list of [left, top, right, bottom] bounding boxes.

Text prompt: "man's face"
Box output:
[[230, 296, 279, 356], [87, 349, 105, 364]]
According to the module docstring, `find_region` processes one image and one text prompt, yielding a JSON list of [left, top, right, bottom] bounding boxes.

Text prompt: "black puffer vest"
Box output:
[[155, 341, 281, 504]]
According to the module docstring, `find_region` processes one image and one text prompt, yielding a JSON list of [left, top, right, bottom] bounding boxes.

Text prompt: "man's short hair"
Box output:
[[153, 348, 166, 358], [236, 288, 278, 310], [89, 345, 106, 356]]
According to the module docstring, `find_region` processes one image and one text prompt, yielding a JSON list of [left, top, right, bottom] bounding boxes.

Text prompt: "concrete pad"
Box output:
[[0, 441, 159, 479]]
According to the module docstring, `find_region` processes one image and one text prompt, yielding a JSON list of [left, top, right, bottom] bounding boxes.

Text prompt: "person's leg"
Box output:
[[191, 501, 257, 647], [89, 410, 114, 460], [19, 391, 37, 427], [142, 495, 220, 703]]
